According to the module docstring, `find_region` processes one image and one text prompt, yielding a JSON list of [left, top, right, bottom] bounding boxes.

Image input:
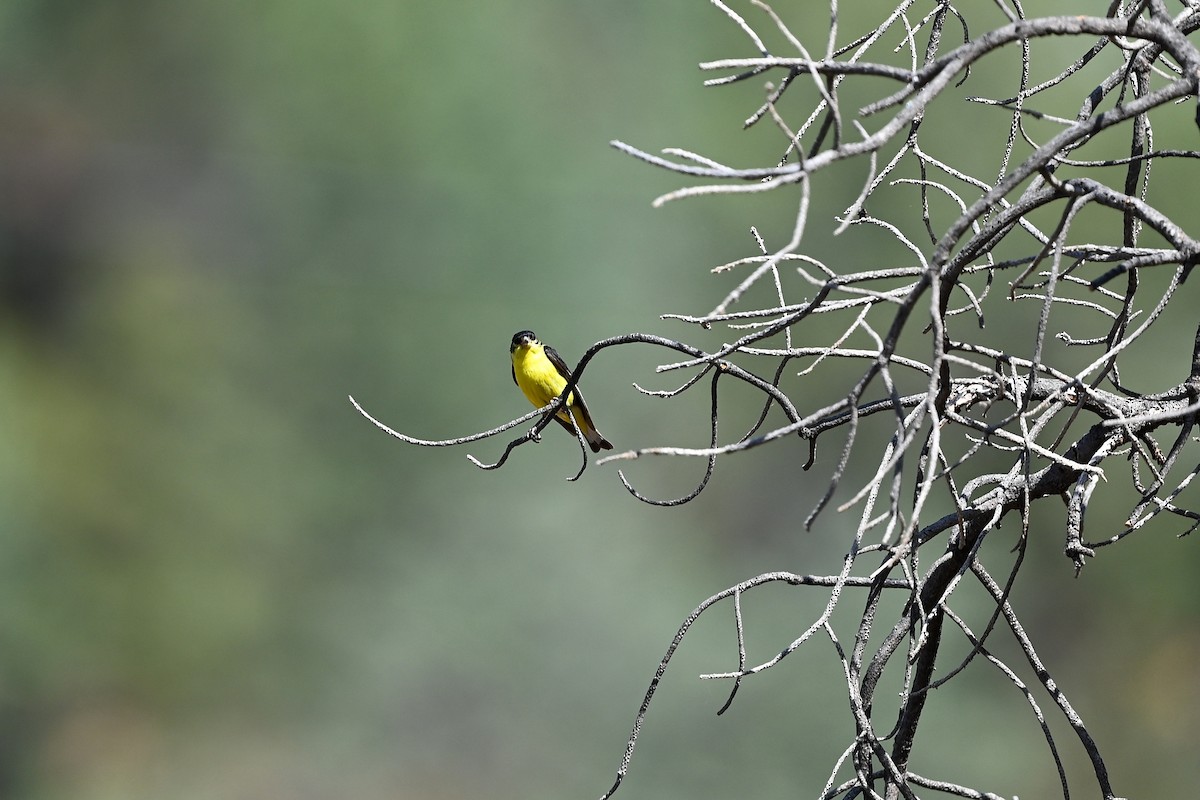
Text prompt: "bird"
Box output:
[[510, 330, 613, 452]]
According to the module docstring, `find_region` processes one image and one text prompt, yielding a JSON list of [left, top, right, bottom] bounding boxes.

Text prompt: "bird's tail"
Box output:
[[556, 407, 613, 452], [585, 429, 613, 453]]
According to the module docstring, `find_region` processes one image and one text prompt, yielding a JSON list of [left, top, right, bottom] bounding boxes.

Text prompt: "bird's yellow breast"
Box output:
[[512, 342, 573, 410]]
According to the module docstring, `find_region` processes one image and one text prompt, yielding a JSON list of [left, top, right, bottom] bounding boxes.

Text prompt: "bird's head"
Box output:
[[510, 330, 538, 353]]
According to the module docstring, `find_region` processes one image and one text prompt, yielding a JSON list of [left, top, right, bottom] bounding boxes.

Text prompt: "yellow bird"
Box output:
[[510, 330, 613, 452]]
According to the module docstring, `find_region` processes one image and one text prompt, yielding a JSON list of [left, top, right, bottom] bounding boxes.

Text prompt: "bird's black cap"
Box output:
[[510, 330, 537, 351]]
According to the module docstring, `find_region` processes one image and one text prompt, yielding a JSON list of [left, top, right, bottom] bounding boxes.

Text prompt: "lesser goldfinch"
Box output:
[[510, 330, 613, 452]]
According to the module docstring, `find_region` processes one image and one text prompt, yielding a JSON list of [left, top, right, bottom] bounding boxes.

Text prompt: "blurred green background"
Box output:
[[1, 2, 1197, 798]]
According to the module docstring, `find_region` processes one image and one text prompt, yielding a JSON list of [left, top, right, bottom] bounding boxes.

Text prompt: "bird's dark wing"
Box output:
[[542, 345, 573, 382], [544, 344, 595, 417], [512, 364, 517, 386], [545, 343, 611, 451]]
